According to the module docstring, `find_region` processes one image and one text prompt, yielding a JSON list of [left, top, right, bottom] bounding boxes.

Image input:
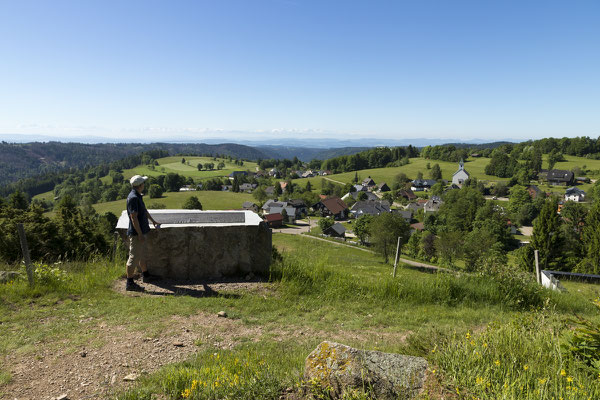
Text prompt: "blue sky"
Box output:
[[0, 0, 599, 142]]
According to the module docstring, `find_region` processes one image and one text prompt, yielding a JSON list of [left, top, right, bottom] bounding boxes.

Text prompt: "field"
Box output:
[[92, 190, 254, 216], [293, 157, 506, 190], [1, 233, 600, 398], [293, 155, 600, 193], [100, 156, 260, 184]]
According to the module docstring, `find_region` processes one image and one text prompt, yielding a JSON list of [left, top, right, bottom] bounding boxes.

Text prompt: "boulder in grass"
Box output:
[[304, 341, 427, 399]]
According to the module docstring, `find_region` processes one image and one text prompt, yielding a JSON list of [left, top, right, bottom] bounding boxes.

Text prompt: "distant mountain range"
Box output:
[[0, 134, 515, 148], [0, 136, 513, 188]]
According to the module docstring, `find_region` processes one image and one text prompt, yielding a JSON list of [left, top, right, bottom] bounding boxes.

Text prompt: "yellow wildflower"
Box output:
[[523, 365, 529, 371], [567, 376, 573, 383], [561, 369, 567, 377], [181, 388, 191, 398], [494, 360, 500, 366]]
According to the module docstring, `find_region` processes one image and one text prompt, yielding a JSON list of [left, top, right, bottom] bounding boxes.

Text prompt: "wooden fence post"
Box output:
[[112, 231, 119, 261], [534, 250, 540, 284], [393, 236, 401, 278], [17, 223, 34, 286]]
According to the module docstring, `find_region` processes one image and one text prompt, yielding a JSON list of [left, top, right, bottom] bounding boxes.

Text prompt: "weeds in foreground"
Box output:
[[117, 345, 300, 400], [430, 311, 600, 399]]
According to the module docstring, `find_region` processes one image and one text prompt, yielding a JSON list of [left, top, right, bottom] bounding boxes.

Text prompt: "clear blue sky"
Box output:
[[0, 0, 599, 141]]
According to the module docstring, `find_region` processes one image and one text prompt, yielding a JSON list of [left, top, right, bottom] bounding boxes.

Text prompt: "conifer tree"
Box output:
[[531, 198, 563, 270], [581, 202, 600, 274], [430, 164, 442, 180]]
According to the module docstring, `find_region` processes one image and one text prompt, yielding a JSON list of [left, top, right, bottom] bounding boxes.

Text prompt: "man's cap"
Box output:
[[130, 175, 148, 187]]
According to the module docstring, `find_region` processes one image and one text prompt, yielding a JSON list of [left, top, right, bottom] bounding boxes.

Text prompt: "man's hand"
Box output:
[[153, 221, 161, 229]]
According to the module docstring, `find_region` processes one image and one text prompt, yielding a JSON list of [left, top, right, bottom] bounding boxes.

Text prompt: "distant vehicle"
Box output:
[[492, 196, 498, 200]]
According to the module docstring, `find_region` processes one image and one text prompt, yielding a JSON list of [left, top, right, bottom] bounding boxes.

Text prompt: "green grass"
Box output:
[[101, 156, 260, 184], [293, 157, 508, 190], [116, 341, 305, 400], [92, 190, 255, 215], [549, 154, 600, 176], [293, 155, 600, 193], [2, 234, 600, 398]]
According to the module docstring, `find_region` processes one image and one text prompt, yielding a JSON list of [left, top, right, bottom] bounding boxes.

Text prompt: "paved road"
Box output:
[[484, 196, 509, 201], [274, 219, 317, 235]]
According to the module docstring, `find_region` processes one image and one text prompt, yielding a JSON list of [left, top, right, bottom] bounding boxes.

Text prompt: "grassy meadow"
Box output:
[[92, 190, 255, 216], [293, 154, 600, 194], [101, 156, 260, 184], [293, 157, 505, 190], [2, 233, 600, 398]]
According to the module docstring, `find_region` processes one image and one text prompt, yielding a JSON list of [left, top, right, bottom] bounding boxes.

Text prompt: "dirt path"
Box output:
[[1, 279, 410, 400], [323, 177, 346, 185], [4, 310, 250, 400]]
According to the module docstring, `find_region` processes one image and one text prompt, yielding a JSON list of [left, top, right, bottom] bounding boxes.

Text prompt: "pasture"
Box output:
[[92, 190, 255, 216], [100, 156, 259, 184]]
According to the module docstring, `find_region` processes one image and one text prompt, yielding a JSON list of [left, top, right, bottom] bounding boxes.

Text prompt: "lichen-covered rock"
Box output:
[[304, 341, 427, 399]]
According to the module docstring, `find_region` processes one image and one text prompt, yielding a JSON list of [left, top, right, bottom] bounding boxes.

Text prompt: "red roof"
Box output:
[[410, 222, 425, 231], [265, 213, 283, 222], [417, 199, 428, 205], [321, 197, 348, 215], [319, 194, 328, 200]]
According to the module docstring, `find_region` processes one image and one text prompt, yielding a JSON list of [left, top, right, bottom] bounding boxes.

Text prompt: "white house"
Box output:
[[565, 187, 586, 202], [452, 159, 470, 187]]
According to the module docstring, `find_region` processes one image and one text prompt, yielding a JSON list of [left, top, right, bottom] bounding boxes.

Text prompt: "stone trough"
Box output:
[[116, 210, 271, 280]]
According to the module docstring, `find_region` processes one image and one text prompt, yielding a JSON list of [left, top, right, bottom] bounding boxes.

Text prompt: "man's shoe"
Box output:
[[142, 273, 160, 283], [126, 281, 145, 292]]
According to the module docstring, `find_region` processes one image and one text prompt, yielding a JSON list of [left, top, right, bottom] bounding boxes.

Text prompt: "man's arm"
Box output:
[[146, 210, 161, 228]]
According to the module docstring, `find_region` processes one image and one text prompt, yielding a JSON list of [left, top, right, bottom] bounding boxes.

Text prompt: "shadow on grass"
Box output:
[[137, 279, 248, 299]]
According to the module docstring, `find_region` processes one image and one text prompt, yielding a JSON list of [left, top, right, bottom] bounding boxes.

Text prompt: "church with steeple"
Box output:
[[452, 159, 470, 187]]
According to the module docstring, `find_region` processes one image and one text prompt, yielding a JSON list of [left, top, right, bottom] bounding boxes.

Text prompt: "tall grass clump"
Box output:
[[269, 251, 584, 312], [0, 258, 122, 303], [431, 312, 600, 399]]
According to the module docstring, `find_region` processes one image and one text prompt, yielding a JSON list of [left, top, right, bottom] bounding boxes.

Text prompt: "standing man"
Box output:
[[125, 175, 161, 291]]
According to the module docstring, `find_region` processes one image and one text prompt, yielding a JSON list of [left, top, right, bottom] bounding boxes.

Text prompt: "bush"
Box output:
[[182, 196, 203, 210], [32, 262, 68, 286], [318, 218, 334, 233]]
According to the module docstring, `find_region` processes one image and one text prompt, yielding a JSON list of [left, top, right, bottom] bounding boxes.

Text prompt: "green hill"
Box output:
[[92, 190, 254, 216]]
